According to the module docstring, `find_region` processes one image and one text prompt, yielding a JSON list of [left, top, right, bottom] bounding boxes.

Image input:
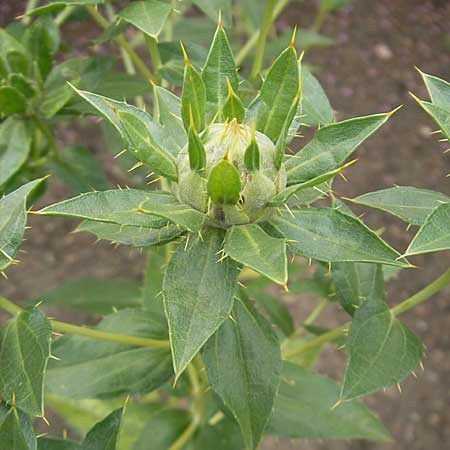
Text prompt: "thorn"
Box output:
[[180, 40, 190, 65], [217, 9, 222, 29], [430, 129, 442, 135], [49, 355, 62, 361], [128, 162, 144, 172], [387, 104, 403, 117], [226, 76, 234, 96], [289, 25, 298, 49], [420, 361, 425, 371], [330, 399, 343, 410], [406, 223, 412, 232], [147, 176, 162, 185], [42, 415, 50, 426], [283, 283, 289, 293], [184, 233, 190, 251], [412, 371, 417, 378], [397, 383, 402, 393], [114, 149, 127, 159]]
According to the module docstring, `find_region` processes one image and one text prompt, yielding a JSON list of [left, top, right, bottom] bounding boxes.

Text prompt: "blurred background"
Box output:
[[1, 1, 449, 449]]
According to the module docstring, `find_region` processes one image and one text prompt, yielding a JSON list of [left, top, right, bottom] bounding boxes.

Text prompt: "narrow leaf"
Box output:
[[269, 208, 410, 267], [267, 362, 390, 441], [223, 80, 245, 122], [207, 159, 241, 205], [0, 309, 51, 417], [202, 24, 239, 121], [163, 228, 239, 377], [187, 126, 207, 172], [405, 202, 450, 256], [225, 224, 287, 285], [243, 136, 260, 172], [202, 296, 281, 450], [351, 186, 449, 225], [286, 112, 393, 185], [256, 47, 299, 142]]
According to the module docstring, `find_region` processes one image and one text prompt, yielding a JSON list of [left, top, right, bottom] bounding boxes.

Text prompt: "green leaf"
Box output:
[[285, 112, 392, 185], [420, 71, 450, 109], [414, 99, 450, 141], [35, 278, 143, 315], [133, 409, 190, 450], [332, 263, 384, 316], [75, 220, 183, 248], [8, 74, 36, 98], [351, 186, 449, 225], [27, 0, 104, 16], [202, 296, 281, 450], [181, 57, 206, 132], [163, 228, 239, 377], [0, 85, 27, 115], [225, 224, 287, 285], [0, 308, 51, 417], [118, 0, 173, 39], [0, 117, 31, 186], [243, 136, 260, 172], [192, 0, 232, 27], [115, 110, 178, 181], [269, 208, 410, 267], [142, 247, 166, 316], [0, 404, 36, 450], [153, 85, 186, 151], [48, 146, 108, 193], [82, 408, 123, 450], [202, 24, 239, 121], [207, 159, 241, 205], [38, 189, 170, 229], [223, 82, 245, 122], [47, 309, 172, 399], [256, 46, 299, 142], [267, 362, 389, 441], [341, 290, 423, 400], [138, 193, 207, 232], [38, 437, 81, 450], [405, 202, 450, 256], [0, 178, 46, 271], [187, 126, 207, 172]]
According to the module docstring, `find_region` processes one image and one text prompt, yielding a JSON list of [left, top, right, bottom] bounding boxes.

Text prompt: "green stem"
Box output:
[[164, 0, 177, 42], [249, 0, 277, 82], [236, 0, 289, 66], [145, 35, 162, 84], [22, 0, 38, 24], [168, 420, 198, 450], [85, 5, 155, 82], [0, 296, 170, 350], [54, 6, 75, 26], [283, 267, 450, 360]]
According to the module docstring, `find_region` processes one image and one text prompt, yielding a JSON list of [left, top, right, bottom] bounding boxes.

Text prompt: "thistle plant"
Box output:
[[0, 5, 449, 450]]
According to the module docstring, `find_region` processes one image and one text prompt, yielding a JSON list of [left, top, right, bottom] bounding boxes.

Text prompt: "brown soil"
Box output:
[[1, 1, 450, 449]]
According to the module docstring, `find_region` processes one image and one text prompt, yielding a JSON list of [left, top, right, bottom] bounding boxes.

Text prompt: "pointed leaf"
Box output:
[[256, 47, 299, 142], [0, 309, 51, 417], [243, 137, 260, 172], [187, 126, 207, 172], [47, 309, 172, 399], [82, 408, 123, 450], [118, 0, 173, 39], [207, 159, 241, 205], [415, 99, 450, 141], [405, 202, 450, 256], [0, 118, 32, 186], [286, 112, 392, 185], [351, 186, 449, 225], [0, 178, 46, 271], [0, 404, 36, 450], [341, 293, 423, 400], [181, 60, 206, 132], [163, 228, 239, 376], [421, 71, 450, 109], [267, 362, 390, 441], [75, 220, 183, 248], [332, 263, 384, 316], [202, 296, 281, 450], [225, 224, 287, 285], [269, 208, 410, 267], [202, 25, 239, 121], [223, 86, 245, 122]]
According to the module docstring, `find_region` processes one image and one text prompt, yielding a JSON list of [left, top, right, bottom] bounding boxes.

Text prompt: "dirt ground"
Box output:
[[1, 1, 450, 449]]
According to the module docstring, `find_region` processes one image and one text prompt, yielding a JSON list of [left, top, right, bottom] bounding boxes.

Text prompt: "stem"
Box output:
[[23, 0, 38, 24], [168, 420, 198, 450], [0, 296, 170, 350], [145, 35, 162, 84], [85, 5, 155, 82], [249, 0, 277, 82], [283, 267, 450, 360], [164, 0, 177, 42], [236, 0, 289, 66], [54, 6, 75, 26]]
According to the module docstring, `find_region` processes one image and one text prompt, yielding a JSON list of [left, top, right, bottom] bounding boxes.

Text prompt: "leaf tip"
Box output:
[[289, 25, 298, 50], [179, 40, 190, 65]]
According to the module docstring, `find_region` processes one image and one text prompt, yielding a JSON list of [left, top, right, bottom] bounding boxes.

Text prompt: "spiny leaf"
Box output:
[[225, 224, 287, 285], [181, 45, 206, 132], [269, 208, 410, 267], [202, 23, 239, 121], [163, 228, 239, 377], [256, 46, 299, 142], [0, 308, 52, 417], [202, 295, 281, 450], [412, 96, 450, 141], [38, 436, 81, 449], [341, 290, 423, 401], [267, 362, 390, 441], [419, 70, 450, 109], [187, 124, 207, 172], [207, 159, 241, 205], [82, 408, 123, 450], [351, 186, 449, 225], [285, 112, 394, 185], [115, 110, 178, 181], [404, 202, 450, 256], [0, 403, 36, 450]]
